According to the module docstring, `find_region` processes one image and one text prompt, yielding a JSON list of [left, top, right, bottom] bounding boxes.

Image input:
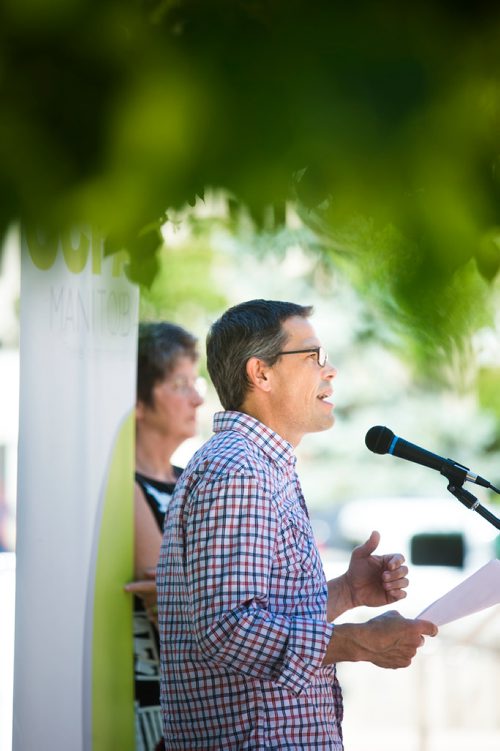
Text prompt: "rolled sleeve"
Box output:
[[279, 617, 335, 694]]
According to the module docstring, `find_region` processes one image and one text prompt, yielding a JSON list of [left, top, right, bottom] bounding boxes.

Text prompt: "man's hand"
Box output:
[[323, 611, 438, 669], [344, 529, 409, 609], [124, 567, 158, 627]]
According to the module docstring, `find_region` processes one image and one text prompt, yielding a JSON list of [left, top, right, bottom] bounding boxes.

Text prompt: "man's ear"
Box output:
[[246, 356, 272, 393]]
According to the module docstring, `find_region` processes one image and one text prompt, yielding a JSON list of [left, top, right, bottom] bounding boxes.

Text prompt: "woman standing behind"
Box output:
[[129, 322, 204, 751]]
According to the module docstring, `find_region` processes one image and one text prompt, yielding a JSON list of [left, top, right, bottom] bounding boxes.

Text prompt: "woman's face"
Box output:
[[140, 355, 204, 443]]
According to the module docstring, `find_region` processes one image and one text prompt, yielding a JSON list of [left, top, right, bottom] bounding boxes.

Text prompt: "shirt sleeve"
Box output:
[[185, 469, 334, 696]]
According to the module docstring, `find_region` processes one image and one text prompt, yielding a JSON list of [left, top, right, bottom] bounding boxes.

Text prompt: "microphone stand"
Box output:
[[441, 466, 500, 531]]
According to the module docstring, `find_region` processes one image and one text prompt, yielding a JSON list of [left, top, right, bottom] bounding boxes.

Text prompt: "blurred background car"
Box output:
[[312, 494, 500, 617]]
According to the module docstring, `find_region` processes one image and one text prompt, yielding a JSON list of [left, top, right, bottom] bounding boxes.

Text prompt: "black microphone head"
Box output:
[[365, 425, 395, 455]]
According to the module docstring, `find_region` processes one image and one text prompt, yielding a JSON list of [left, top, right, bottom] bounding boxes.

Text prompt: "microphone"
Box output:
[[365, 425, 495, 490]]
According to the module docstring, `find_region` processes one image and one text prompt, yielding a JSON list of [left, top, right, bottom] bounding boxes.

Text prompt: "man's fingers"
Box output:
[[383, 564, 409, 583], [384, 553, 406, 571], [386, 588, 407, 602], [352, 529, 380, 558], [415, 618, 439, 637]]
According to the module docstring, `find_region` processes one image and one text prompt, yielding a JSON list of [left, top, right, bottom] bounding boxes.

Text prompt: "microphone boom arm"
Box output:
[[444, 475, 500, 531]]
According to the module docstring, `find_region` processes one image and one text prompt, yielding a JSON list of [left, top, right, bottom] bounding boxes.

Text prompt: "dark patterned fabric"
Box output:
[[134, 469, 181, 751]]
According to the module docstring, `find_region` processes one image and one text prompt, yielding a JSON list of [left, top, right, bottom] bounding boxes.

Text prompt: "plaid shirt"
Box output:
[[157, 411, 344, 750]]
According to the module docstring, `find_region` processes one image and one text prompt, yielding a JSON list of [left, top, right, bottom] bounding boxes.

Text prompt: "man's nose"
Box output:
[[324, 362, 337, 379]]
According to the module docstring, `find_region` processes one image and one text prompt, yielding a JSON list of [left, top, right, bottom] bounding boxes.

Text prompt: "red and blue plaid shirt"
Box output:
[[157, 411, 344, 749]]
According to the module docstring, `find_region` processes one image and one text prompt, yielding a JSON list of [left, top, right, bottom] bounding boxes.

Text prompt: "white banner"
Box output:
[[14, 228, 139, 750]]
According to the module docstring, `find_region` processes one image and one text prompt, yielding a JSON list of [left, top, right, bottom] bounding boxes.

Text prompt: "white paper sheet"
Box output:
[[417, 559, 500, 626]]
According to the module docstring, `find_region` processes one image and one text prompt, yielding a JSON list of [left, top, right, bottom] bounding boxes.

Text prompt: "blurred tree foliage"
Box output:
[[138, 229, 228, 327], [2, 0, 500, 366]]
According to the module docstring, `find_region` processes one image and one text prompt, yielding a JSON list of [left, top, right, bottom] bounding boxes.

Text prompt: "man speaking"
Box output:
[[156, 299, 437, 750]]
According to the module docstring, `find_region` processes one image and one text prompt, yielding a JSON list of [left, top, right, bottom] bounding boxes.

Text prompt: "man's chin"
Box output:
[[312, 414, 335, 433]]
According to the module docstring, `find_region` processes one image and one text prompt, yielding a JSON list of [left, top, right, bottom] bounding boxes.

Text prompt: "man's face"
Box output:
[[267, 315, 337, 446]]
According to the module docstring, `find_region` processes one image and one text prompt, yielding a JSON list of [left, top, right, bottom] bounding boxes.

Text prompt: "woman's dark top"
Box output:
[[133, 468, 182, 751]]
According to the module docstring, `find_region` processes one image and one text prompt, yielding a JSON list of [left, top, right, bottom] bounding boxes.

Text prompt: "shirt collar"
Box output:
[[213, 411, 296, 469]]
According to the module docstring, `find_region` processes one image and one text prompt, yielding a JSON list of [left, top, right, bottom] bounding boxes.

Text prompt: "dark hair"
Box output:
[[137, 322, 198, 406], [206, 299, 313, 410]]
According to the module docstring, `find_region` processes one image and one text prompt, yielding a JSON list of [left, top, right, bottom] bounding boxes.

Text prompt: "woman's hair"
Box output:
[[206, 299, 312, 411], [137, 322, 198, 406]]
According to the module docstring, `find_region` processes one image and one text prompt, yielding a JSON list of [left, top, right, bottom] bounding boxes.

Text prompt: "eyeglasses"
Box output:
[[166, 376, 207, 397], [276, 346, 328, 368]]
